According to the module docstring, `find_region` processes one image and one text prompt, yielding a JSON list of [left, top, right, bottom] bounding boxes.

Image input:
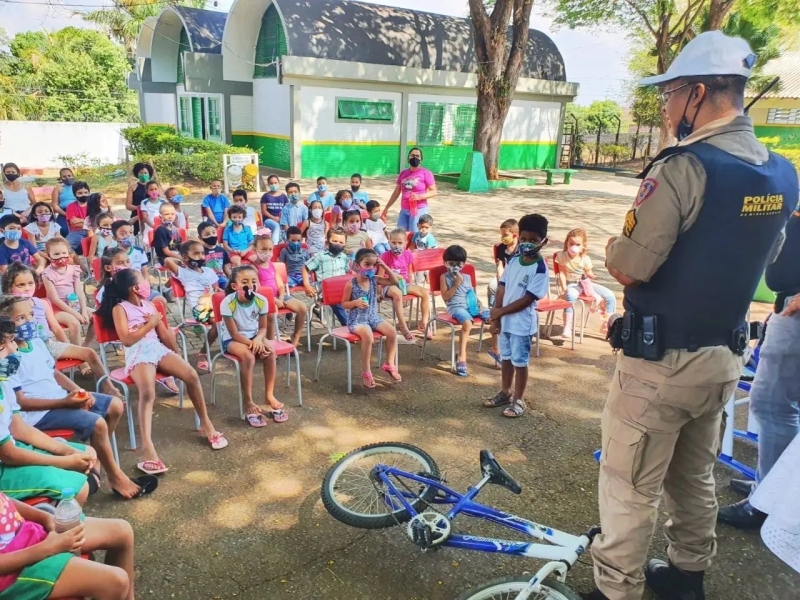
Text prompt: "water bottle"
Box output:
[[66, 293, 80, 312], [54, 488, 82, 555], [394, 270, 407, 295]]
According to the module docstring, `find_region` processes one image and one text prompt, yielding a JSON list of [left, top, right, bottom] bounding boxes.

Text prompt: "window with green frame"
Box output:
[[254, 4, 287, 78], [178, 96, 193, 137], [337, 99, 394, 122], [176, 28, 190, 83], [452, 104, 477, 146], [416, 102, 445, 145]]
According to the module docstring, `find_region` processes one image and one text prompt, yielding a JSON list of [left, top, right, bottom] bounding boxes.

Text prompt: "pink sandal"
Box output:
[[362, 371, 376, 388], [381, 363, 402, 382], [137, 460, 168, 475], [208, 432, 228, 450]]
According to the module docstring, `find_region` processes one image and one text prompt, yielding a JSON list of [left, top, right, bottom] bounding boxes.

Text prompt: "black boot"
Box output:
[[717, 498, 766, 529], [729, 478, 755, 497], [580, 590, 610, 600], [645, 559, 705, 600]]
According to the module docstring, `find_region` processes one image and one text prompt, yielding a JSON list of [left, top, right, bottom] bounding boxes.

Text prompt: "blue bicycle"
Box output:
[[321, 442, 600, 600]]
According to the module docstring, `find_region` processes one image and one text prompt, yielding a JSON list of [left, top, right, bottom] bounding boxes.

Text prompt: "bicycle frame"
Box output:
[[375, 464, 594, 597]]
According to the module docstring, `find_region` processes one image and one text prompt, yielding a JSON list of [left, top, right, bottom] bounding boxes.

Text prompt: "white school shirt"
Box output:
[[13, 338, 65, 426], [242, 206, 258, 235], [363, 218, 388, 246], [0, 378, 21, 447], [498, 256, 549, 336], [218, 292, 268, 343], [176, 266, 218, 309]]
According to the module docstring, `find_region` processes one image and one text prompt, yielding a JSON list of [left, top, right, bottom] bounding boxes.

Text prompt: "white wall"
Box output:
[[230, 94, 254, 134], [253, 79, 290, 137], [502, 100, 562, 143], [300, 85, 402, 143], [0, 121, 134, 169], [143, 92, 177, 126]]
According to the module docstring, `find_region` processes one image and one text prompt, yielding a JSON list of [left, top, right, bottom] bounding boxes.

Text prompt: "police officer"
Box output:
[[717, 199, 800, 528], [582, 31, 797, 600]]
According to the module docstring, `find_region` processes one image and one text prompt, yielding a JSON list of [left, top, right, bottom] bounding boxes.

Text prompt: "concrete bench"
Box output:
[[541, 168, 578, 185]]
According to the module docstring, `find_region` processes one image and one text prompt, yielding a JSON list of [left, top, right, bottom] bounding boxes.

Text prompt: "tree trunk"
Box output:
[[706, 0, 735, 30], [474, 79, 511, 180]]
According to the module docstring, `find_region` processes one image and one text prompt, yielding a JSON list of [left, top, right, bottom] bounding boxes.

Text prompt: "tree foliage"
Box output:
[[82, 0, 206, 60], [567, 100, 625, 134], [0, 27, 138, 122]]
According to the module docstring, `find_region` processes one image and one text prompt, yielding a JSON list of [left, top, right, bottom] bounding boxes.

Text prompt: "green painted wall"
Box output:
[[301, 143, 400, 178], [233, 133, 290, 171], [754, 125, 800, 146], [413, 142, 558, 174]]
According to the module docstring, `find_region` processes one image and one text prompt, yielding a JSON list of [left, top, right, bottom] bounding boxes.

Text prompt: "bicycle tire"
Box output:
[[456, 576, 582, 600], [321, 442, 440, 530]]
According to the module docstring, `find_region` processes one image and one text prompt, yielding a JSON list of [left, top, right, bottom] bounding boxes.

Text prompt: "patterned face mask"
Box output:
[[15, 321, 37, 342], [0, 353, 20, 378]]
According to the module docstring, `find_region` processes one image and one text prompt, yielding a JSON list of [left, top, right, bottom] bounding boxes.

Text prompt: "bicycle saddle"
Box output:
[[480, 450, 522, 495]]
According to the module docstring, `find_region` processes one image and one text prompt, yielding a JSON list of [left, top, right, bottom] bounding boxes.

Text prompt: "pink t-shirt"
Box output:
[[381, 249, 414, 283], [397, 168, 434, 212], [256, 262, 278, 295], [121, 300, 159, 341], [42, 264, 81, 301]]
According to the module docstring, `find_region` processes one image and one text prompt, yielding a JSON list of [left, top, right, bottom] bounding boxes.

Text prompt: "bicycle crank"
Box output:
[[407, 511, 451, 549]]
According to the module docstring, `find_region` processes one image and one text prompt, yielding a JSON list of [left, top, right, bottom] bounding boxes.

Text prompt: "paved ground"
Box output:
[[81, 171, 797, 599]]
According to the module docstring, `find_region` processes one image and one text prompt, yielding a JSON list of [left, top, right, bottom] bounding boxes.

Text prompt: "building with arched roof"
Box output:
[[132, 0, 578, 178]]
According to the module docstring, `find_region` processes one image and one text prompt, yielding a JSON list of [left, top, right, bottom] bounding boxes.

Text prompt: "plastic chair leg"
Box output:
[[477, 323, 485, 353], [110, 431, 119, 465], [314, 333, 332, 381], [292, 348, 302, 406], [100, 376, 135, 451], [343, 340, 352, 394], [232, 361, 243, 420], [578, 300, 587, 344]]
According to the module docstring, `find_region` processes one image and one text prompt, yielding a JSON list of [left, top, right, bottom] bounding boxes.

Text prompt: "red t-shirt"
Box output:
[[65, 202, 88, 232]]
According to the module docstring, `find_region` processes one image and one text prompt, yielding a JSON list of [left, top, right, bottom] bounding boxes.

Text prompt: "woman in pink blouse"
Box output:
[[381, 147, 437, 235]]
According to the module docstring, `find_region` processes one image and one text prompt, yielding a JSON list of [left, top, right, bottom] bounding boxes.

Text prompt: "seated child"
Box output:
[[0, 491, 136, 600], [152, 202, 182, 266], [485, 214, 550, 418], [220, 266, 287, 426], [87, 210, 117, 259], [343, 209, 372, 259], [380, 228, 431, 343], [64, 182, 89, 254], [351, 173, 369, 208], [555, 228, 617, 338], [164, 240, 220, 371], [41, 238, 94, 350], [251, 233, 308, 347], [342, 249, 401, 388], [83, 192, 113, 233], [364, 200, 390, 254], [139, 181, 164, 246], [279, 226, 310, 288], [223, 205, 254, 267], [0, 215, 46, 274], [303, 226, 350, 327], [410, 214, 437, 250], [331, 189, 355, 227], [2, 262, 117, 396], [24, 201, 61, 253], [440, 245, 496, 378], [0, 315, 94, 505], [164, 186, 187, 229], [1, 296, 144, 500], [232, 189, 258, 234], [201, 180, 230, 228], [97, 268, 227, 474], [303, 199, 328, 255], [198, 221, 231, 288], [307, 176, 333, 210], [110, 220, 163, 303], [280, 182, 309, 235]]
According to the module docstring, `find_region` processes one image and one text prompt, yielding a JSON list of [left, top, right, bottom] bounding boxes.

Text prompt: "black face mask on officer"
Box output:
[[676, 84, 707, 142]]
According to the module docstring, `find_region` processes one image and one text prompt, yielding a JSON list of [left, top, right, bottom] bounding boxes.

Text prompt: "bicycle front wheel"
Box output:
[[456, 576, 582, 600], [321, 442, 440, 530]]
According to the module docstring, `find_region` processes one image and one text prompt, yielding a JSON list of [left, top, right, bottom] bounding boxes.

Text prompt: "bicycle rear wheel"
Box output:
[[456, 576, 581, 600], [321, 442, 440, 530]]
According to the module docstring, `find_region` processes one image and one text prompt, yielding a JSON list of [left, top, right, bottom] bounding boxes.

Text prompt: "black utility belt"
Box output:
[[606, 312, 748, 361]]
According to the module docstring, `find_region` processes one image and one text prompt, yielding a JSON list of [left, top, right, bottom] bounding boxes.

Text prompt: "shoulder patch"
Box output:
[[634, 178, 658, 207], [622, 209, 638, 238], [536, 259, 547, 274]]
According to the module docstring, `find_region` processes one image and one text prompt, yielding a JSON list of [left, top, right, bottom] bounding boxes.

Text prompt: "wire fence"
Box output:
[[563, 127, 662, 170]]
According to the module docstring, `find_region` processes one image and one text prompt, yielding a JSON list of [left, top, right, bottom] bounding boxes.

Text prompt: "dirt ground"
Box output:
[[77, 171, 798, 599]]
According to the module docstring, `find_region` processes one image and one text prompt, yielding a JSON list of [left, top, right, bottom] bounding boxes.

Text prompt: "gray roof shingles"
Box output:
[[174, 6, 227, 55]]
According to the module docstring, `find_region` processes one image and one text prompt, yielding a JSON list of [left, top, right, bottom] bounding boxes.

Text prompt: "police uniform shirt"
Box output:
[[606, 116, 785, 385]]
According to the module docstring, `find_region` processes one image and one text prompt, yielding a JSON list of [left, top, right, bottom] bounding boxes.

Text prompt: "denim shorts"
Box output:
[[449, 307, 490, 325], [286, 272, 304, 287], [34, 393, 114, 441], [499, 332, 532, 367]]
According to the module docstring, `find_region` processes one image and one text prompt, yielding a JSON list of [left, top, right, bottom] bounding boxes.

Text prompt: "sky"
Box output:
[[1, 0, 632, 106]]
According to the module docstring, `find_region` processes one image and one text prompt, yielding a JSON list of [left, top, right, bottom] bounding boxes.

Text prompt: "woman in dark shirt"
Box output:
[[125, 162, 158, 235], [259, 173, 287, 244]]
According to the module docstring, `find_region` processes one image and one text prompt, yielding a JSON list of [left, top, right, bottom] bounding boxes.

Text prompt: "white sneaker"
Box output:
[[561, 328, 573, 339]]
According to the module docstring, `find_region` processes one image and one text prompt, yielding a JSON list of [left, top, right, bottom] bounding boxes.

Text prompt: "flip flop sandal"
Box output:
[[208, 432, 228, 450], [362, 371, 376, 388], [113, 475, 158, 500], [487, 349, 502, 367], [87, 469, 101, 495], [418, 326, 434, 340], [381, 363, 402, 382], [196, 355, 210, 372], [483, 391, 512, 408], [246, 413, 268, 428], [156, 377, 180, 395], [456, 361, 468, 377], [271, 409, 289, 423], [398, 331, 417, 344], [503, 399, 527, 418], [136, 460, 169, 475]]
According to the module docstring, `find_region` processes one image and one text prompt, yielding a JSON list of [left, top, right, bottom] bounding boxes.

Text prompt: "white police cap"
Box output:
[[639, 31, 756, 86]]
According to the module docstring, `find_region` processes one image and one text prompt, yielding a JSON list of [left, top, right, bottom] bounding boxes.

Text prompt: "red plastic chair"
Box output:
[[21, 228, 36, 244], [313, 275, 390, 394], [551, 252, 590, 344], [273, 261, 312, 351], [271, 242, 309, 262], [169, 276, 212, 369], [93, 302, 187, 450], [80, 235, 92, 258], [209, 289, 303, 419], [420, 264, 486, 371], [91, 257, 103, 282]]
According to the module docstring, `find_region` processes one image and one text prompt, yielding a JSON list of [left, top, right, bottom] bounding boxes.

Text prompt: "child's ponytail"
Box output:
[[97, 268, 138, 330]]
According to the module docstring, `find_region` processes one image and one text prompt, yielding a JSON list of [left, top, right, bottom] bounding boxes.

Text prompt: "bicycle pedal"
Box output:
[[410, 520, 433, 549]]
